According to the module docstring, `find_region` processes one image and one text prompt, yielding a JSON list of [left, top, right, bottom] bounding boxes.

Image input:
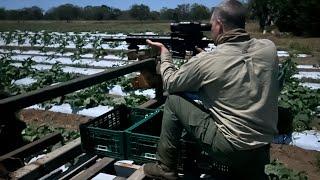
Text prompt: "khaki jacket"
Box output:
[[160, 38, 279, 150]]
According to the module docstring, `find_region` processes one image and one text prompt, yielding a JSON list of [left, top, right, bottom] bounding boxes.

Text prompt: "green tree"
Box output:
[[5, 10, 22, 20], [21, 6, 43, 20], [0, 8, 5, 20], [248, 0, 273, 30], [150, 11, 160, 20], [175, 4, 191, 21], [45, 4, 81, 22], [190, 3, 210, 20], [82, 5, 121, 20], [248, 0, 320, 36], [129, 4, 151, 20], [160, 7, 178, 21]]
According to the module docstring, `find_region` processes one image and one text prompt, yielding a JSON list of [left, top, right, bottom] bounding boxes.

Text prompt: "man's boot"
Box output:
[[143, 162, 179, 180]]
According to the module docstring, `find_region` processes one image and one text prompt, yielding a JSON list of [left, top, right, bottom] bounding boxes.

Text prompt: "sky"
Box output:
[[0, 0, 222, 11]]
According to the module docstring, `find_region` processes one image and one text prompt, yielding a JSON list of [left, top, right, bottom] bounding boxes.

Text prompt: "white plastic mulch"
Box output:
[[135, 89, 156, 99], [13, 77, 37, 86], [6, 54, 128, 68], [277, 50, 310, 58], [24, 87, 155, 117], [11, 63, 106, 75], [0, 39, 148, 50], [0, 49, 129, 61], [301, 82, 320, 90], [77, 105, 113, 117], [109, 85, 127, 96], [108, 85, 156, 99], [297, 65, 320, 70], [27, 104, 113, 117], [294, 71, 320, 80], [291, 130, 320, 151]]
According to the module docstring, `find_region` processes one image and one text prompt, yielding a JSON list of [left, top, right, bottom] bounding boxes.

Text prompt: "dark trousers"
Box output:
[[156, 95, 270, 180]]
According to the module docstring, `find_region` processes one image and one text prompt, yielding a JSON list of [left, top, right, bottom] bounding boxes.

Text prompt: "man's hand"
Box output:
[[195, 46, 204, 53], [146, 39, 169, 54]]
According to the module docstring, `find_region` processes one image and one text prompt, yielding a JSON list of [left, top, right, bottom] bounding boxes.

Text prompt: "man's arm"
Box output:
[[146, 40, 204, 93]]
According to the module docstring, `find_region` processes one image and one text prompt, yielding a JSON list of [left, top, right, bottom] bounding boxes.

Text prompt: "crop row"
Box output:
[[0, 53, 154, 116]]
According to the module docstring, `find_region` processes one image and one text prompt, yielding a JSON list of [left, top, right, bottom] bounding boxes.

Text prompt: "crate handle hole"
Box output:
[[144, 153, 156, 160], [96, 145, 111, 152]]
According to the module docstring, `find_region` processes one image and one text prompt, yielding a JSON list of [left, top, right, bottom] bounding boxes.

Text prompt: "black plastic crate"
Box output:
[[80, 105, 160, 159], [125, 112, 194, 170], [125, 112, 231, 175]]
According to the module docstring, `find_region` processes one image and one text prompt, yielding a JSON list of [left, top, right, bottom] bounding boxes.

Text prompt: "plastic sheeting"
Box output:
[[274, 130, 320, 151]]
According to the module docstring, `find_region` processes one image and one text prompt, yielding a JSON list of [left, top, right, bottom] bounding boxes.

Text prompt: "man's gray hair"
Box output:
[[212, 0, 247, 29]]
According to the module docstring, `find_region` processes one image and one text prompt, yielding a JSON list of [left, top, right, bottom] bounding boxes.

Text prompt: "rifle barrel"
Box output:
[[102, 35, 171, 45]]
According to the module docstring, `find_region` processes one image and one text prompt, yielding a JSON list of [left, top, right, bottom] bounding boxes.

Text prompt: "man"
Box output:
[[144, 0, 279, 179]]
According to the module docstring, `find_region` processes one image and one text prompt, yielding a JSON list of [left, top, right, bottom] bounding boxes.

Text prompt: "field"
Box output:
[[0, 20, 171, 33], [0, 20, 320, 179], [1, 20, 319, 51]]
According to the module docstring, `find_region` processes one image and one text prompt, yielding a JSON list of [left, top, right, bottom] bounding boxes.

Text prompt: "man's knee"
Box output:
[[165, 94, 184, 110], [166, 94, 182, 102]]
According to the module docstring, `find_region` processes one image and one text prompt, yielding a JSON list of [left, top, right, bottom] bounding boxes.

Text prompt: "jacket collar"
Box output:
[[216, 28, 251, 45]]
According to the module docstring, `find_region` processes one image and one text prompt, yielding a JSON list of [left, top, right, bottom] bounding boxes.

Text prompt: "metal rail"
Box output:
[[1, 55, 161, 179], [0, 58, 156, 113], [4, 99, 159, 180], [11, 138, 82, 180], [0, 132, 62, 162]]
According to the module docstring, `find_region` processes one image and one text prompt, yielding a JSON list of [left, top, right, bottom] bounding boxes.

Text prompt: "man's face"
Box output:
[[210, 15, 223, 44]]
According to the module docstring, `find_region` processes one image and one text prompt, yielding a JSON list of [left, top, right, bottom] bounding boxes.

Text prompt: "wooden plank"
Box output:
[[57, 154, 98, 180], [10, 138, 82, 180], [139, 98, 166, 109], [0, 132, 62, 162], [139, 99, 159, 108], [70, 157, 115, 180], [0, 59, 156, 113], [127, 167, 146, 180]]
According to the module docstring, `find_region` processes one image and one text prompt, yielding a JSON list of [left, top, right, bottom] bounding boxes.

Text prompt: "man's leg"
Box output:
[[144, 94, 220, 179], [156, 94, 219, 168], [230, 145, 270, 180], [144, 95, 270, 179]]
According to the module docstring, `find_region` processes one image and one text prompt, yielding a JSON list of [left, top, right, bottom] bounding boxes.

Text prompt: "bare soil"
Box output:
[[271, 144, 320, 180], [19, 110, 320, 180], [19, 109, 90, 130]]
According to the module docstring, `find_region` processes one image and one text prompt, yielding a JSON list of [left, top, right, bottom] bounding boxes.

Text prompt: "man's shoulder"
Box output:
[[252, 38, 276, 50]]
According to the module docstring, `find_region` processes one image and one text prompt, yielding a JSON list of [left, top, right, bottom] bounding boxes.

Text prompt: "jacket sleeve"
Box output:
[[160, 51, 205, 93]]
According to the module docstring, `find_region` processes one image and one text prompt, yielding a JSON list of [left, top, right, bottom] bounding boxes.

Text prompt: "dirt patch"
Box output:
[[278, 54, 320, 66], [293, 56, 320, 65], [310, 117, 320, 131], [19, 109, 90, 130], [271, 144, 320, 180]]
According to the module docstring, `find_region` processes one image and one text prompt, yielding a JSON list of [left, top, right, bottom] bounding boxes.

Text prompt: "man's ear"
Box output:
[[217, 19, 224, 34]]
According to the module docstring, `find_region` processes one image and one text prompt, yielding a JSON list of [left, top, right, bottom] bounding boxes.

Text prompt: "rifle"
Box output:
[[102, 22, 214, 59]]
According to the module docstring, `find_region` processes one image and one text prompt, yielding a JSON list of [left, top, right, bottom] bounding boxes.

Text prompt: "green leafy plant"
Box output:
[[278, 58, 320, 131], [265, 160, 308, 180], [22, 124, 80, 143], [4, 31, 14, 44]]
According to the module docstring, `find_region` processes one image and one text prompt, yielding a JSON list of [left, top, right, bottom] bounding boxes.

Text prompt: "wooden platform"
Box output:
[[0, 137, 146, 180]]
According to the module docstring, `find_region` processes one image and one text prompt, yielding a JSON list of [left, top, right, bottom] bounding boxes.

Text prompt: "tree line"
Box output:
[[0, 3, 211, 21], [0, 1, 319, 36], [248, 0, 320, 36]]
